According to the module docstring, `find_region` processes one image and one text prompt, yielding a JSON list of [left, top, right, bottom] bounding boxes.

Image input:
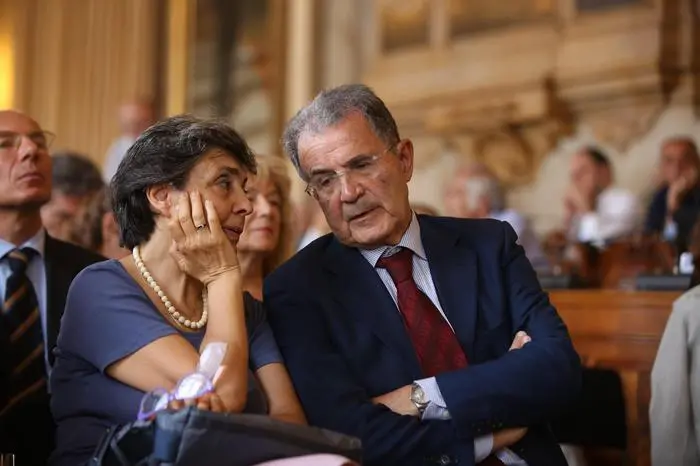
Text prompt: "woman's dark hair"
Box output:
[[110, 114, 257, 249]]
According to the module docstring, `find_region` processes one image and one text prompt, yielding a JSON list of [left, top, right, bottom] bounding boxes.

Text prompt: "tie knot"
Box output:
[[377, 247, 414, 285], [6, 248, 35, 274]]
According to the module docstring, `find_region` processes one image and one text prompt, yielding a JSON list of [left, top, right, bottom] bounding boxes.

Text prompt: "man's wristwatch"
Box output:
[[410, 382, 429, 416]]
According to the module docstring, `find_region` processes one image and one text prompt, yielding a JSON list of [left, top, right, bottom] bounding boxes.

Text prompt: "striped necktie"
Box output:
[[0, 248, 45, 417]]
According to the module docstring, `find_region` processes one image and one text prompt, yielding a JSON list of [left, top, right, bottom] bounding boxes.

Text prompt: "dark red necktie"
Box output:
[[377, 248, 505, 466], [377, 247, 467, 376]]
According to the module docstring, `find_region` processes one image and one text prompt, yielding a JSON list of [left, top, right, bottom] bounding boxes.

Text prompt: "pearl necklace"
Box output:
[[132, 246, 208, 329]]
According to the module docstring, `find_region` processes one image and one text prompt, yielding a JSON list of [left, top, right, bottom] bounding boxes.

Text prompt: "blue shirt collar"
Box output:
[[0, 228, 46, 261], [358, 213, 426, 267]]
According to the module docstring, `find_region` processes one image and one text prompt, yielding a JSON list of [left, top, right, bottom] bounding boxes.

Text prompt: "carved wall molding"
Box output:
[[442, 119, 568, 187], [409, 136, 449, 170], [363, 0, 700, 184], [555, 0, 684, 151], [579, 101, 666, 152], [378, 76, 573, 184]]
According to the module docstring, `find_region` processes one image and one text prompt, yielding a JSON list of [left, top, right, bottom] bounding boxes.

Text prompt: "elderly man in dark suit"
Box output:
[[0, 110, 104, 465], [645, 137, 700, 252], [265, 84, 582, 466]]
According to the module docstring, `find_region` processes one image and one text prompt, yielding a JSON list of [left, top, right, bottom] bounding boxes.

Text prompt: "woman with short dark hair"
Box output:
[[49, 115, 306, 466]]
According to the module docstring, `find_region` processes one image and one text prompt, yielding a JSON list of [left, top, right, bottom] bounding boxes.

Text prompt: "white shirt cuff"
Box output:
[[664, 220, 678, 240], [474, 434, 494, 462], [415, 377, 450, 420], [415, 378, 496, 462], [577, 212, 600, 243]]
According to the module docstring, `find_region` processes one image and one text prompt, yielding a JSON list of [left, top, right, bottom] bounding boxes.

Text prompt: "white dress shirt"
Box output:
[[0, 229, 50, 371], [359, 213, 527, 465], [572, 186, 638, 244]]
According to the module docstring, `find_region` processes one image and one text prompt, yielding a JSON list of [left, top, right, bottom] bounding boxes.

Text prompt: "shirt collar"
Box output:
[[358, 213, 426, 267], [0, 228, 46, 261]]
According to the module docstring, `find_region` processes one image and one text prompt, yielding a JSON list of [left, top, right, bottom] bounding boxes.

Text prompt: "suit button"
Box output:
[[438, 454, 453, 465]]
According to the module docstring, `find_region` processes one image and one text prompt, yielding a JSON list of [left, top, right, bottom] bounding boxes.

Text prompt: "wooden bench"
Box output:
[[549, 290, 680, 466]]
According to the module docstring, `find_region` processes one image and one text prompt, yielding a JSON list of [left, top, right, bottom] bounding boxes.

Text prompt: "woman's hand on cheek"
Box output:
[[169, 190, 241, 286]]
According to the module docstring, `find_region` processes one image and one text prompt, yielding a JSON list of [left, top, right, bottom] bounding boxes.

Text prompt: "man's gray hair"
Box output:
[[282, 84, 400, 180], [452, 161, 506, 212], [467, 176, 506, 213], [482, 177, 506, 212]]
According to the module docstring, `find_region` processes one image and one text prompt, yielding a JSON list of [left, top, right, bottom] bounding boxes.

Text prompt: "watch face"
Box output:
[[412, 384, 427, 405]]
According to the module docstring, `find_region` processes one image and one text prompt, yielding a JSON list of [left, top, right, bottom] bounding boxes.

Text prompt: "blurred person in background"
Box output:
[[69, 187, 127, 259], [564, 146, 637, 245], [41, 152, 104, 243], [103, 99, 156, 182], [443, 162, 547, 269], [645, 137, 700, 253], [237, 154, 295, 300]]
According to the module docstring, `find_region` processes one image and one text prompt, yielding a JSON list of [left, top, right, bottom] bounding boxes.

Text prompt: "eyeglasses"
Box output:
[[0, 131, 55, 151], [305, 143, 399, 200]]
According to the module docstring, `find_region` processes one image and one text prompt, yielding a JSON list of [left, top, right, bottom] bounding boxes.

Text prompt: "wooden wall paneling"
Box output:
[[165, 0, 194, 117], [10, 0, 160, 166], [0, 0, 16, 108]]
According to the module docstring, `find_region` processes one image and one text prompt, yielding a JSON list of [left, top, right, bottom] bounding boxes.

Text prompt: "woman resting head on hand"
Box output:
[[49, 115, 306, 466]]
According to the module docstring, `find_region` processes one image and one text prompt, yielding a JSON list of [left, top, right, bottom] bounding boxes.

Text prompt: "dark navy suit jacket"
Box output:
[[645, 185, 700, 251], [264, 216, 582, 466], [0, 236, 104, 466]]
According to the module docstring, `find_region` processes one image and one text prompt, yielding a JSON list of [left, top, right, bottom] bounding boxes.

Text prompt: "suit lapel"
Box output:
[[324, 239, 423, 379], [44, 235, 69, 365], [419, 217, 479, 361]]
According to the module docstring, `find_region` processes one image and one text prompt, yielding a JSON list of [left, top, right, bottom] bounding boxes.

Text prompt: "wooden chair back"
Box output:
[[549, 290, 680, 466]]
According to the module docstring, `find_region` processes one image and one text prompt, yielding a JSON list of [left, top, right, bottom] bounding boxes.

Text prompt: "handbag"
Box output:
[[89, 407, 362, 466]]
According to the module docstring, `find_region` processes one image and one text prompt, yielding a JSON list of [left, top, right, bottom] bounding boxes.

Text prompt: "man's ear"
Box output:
[[146, 184, 175, 218], [397, 139, 414, 183]]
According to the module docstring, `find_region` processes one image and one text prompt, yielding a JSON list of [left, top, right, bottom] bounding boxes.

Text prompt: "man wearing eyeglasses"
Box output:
[[0, 111, 104, 465], [265, 85, 581, 466]]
